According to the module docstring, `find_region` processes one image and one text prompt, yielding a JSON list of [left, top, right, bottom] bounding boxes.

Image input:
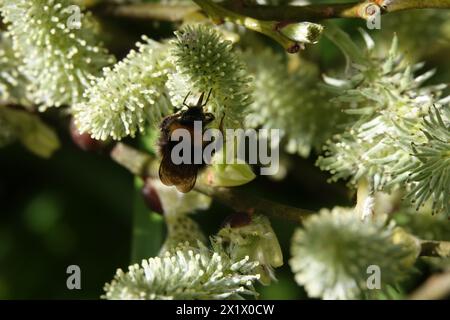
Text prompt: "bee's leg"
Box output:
[[204, 112, 215, 125], [182, 91, 192, 107]]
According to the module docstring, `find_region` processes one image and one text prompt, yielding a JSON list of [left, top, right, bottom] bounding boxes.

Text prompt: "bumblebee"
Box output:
[[158, 90, 214, 193]]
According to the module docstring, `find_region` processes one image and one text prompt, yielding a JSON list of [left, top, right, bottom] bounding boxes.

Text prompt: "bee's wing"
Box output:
[[159, 158, 198, 193], [159, 157, 175, 187], [175, 172, 197, 193]]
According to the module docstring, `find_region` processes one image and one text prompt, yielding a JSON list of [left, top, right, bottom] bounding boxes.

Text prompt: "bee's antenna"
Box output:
[[173, 105, 183, 113], [202, 88, 213, 107], [183, 91, 191, 107], [196, 92, 205, 108]]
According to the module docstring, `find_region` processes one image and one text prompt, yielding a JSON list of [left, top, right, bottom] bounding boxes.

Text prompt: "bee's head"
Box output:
[[179, 106, 204, 123]]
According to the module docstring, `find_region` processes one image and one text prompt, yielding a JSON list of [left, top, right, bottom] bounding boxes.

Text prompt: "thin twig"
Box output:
[[194, 182, 313, 224], [409, 271, 450, 300]]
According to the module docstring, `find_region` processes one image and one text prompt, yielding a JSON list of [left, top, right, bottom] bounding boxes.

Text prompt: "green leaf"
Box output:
[[1, 107, 60, 158]]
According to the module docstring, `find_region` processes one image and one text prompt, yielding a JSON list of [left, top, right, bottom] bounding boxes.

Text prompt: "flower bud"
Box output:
[[141, 178, 164, 215], [204, 146, 256, 187], [70, 118, 105, 152], [278, 22, 324, 44], [221, 211, 252, 228]]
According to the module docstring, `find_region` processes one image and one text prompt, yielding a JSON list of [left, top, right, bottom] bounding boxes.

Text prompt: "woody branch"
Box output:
[[93, 0, 450, 22]]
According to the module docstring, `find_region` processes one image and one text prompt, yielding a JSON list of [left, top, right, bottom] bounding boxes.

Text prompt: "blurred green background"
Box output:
[[0, 130, 133, 299]]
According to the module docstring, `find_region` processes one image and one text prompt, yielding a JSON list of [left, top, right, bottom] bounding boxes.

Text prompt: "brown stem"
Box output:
[[420, 240, 450, 258], [194, 183, 313, 224]]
